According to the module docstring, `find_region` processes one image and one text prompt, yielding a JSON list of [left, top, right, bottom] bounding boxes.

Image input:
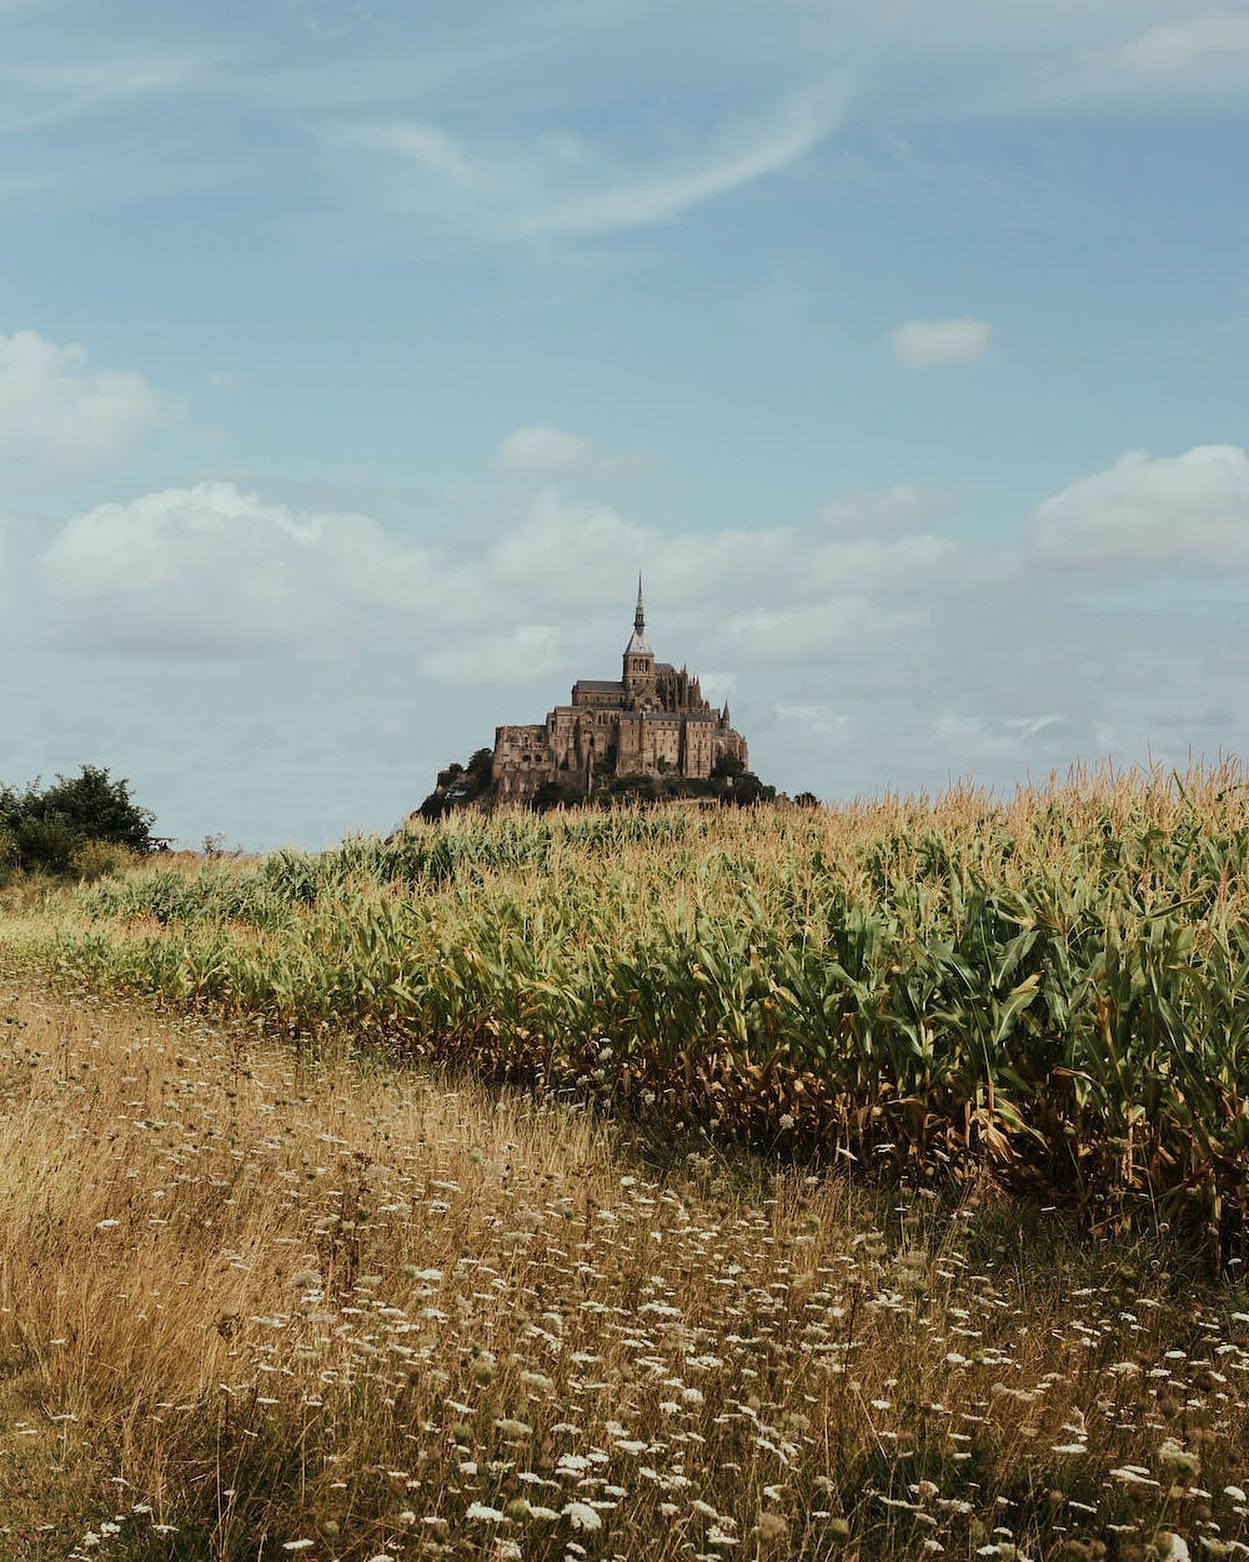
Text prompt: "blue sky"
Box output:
[[2, 0, 1248, 846]]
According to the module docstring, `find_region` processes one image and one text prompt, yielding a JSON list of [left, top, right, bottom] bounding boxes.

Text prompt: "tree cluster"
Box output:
[[418, 748, 494, 821], [586, 756, 777, 811], [416, 744, 796, 818], [0, 765, 156, 879]]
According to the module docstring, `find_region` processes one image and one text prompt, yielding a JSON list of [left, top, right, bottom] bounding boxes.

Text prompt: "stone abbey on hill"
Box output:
[[491, 581, 749, 807]]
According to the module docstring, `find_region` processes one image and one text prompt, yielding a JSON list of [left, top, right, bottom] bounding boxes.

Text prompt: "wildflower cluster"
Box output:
[[2, 975, 1249, 1558]]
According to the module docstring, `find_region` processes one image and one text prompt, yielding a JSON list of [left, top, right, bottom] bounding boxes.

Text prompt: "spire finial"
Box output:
[[634, 572, 645, 635]]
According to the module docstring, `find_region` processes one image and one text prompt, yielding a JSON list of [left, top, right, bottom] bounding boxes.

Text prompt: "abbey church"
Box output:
[[491, 582, 749, 806]]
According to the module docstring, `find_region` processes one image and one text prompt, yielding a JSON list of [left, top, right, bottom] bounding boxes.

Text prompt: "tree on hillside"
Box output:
[[711, 753, 746, 781], [420, 747, 498, 821], [465, 748, 494, 788], [0, 765, 156, 875], [531, 780, 584, 812], [727, 770, 775, 806]]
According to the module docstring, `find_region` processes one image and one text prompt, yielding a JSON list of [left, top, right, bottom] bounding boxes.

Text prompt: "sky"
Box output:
[[2, 0, 1248, 847]]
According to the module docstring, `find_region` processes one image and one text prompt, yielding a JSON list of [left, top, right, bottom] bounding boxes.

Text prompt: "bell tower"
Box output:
[[622, 574, 655, 698]]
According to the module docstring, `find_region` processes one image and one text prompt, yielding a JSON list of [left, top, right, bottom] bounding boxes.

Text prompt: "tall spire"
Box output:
[[624, 571, 653, 659]]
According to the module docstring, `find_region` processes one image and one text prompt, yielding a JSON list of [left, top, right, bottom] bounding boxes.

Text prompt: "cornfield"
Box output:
[[11, 762, 1249, 1257]]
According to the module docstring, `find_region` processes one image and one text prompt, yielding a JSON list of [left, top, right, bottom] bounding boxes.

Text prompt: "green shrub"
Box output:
[[71, 839, 137, 883], [0, 764, 155, 875]]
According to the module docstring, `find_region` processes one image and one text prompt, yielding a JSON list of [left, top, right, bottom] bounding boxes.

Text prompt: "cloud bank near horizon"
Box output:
[[6, 427, 1242, 844]]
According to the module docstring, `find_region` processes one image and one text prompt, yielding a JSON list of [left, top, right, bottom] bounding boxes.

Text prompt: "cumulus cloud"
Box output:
[[38, 477, 965, 668], [41, 481, 437, 655], [23, 455, 1249, 838], [494, 425, 603, 475], [482, 489, 966, 614], [1029, 444, 1249, 570], [888, 318, 992, 369], [0, 329, 165, 468]]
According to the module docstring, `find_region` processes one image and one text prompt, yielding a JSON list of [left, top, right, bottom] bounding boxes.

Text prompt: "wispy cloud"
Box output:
[[0, 49, 225, 136], [320, 92, 840, 246], [1105, 12, 1249, 77], [5, 5, 1249, 227]]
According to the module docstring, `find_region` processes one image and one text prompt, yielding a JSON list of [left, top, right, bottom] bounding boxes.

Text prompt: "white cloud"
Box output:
[[41, 481, 437, 655], [494, 425, 602, 475], [820, 484, 938, 535], [485, 490, 649, 600], [22, 457, 1249, 839], [1029, 444, 1249, 570], [697, 670, 736, 705], [38, 477, 962, 668], [888, 318, 992, 369], [480, 489, 965, 612], [1107, 12, 1249, 76], [7, 5, 1249, 231], [930, 711, 1068, 762], [321, 91, 838, 245], [420, 624, 564, 682], [719, 597, 921, 667], [0, 330, 165, 468]]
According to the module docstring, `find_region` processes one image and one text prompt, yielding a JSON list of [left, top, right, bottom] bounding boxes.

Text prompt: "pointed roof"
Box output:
[[624, 571, 652, 656]]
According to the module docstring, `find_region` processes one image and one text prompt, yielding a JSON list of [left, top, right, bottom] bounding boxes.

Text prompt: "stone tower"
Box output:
[[622, 574, 656, 701]]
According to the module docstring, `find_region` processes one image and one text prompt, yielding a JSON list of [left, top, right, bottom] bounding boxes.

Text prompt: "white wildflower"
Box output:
[[563, 1501, 602, 1532], [466, 1502, 506, 1522]]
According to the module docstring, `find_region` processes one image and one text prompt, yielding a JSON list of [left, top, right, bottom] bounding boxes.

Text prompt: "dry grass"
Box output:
[[3, 961, 1249, 1561]]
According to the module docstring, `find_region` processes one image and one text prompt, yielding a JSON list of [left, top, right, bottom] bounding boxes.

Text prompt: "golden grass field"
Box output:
[[5, 767, 1249, 1557], [3, 960, 1249, 1560]]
